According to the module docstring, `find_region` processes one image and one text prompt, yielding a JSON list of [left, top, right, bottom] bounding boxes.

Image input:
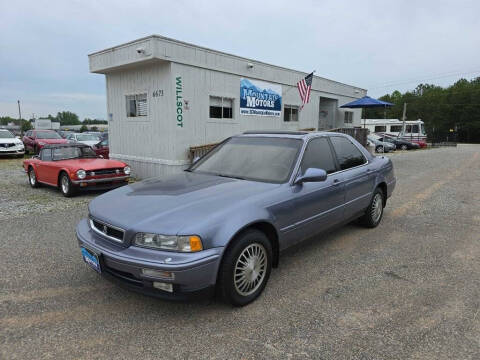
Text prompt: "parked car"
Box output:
[[367, 134, 396, 153], [0, 129, 25, 157], [410, 139, 427, 148], [76, 131, 396, 306], [92, 138, 109, 159], [22, 130, 68, 154], [66, 133, 101, 147], [23, 144, 130, 197], [58, 130, 75, 139], [378, 136, 420, 150]]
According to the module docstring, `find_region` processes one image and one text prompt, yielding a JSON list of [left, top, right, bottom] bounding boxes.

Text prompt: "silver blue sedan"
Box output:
[[77, 131, 396, 306]]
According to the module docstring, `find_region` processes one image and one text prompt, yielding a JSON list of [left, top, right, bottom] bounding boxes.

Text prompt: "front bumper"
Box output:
[[0, 147, 24, 156], [76, 218, 223, 300]]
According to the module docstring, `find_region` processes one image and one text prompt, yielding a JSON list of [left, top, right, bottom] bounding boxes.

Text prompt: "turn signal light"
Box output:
[[189, 236, 203, 252]]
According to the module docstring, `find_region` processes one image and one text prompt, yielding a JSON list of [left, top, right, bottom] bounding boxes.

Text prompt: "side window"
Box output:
[[330, 137, 366, 170], [41, 149, 52, 161], [374, 125, 387, 132], [100, 139, 108, 146], [300, 137, 337, 174]]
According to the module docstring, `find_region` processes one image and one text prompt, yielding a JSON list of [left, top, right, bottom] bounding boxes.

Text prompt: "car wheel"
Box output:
[[28, 167, 40, 188], [400, 144, 408, 150], [359, 188, 384, 228], [60, 172, 75, 197], [376, 146, 384, 153], [218, 229, 272, 306]]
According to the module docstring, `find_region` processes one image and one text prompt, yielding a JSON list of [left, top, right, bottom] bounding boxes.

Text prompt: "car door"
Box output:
[[330, 136, 376, 220], [35, 148, 52, 184], [282, 137, 345, 246], [24, 131, 34, 151]]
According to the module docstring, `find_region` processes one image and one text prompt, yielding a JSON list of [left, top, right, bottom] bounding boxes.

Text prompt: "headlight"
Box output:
[[135, 233, 203, 252], [123, 166, 131, 175], [76, 169, 86, 179]]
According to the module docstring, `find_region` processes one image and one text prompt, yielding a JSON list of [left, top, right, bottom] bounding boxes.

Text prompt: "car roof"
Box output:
[[41, 143, 90, 150], [238, 130, 347, 140]]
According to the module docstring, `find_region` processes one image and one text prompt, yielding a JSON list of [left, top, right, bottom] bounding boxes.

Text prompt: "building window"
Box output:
[[344, 111, 353, 124], [284, 105, 299, 122], [209, 96, 233, 119], [126, 93, 147, 117], [374, 125, 387, 132]]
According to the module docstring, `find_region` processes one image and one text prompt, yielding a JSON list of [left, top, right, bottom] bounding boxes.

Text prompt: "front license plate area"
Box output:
[[81, 247, 101, 273]]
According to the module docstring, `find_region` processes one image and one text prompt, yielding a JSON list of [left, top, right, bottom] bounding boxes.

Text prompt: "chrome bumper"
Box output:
[[72, 175, 129, 184]]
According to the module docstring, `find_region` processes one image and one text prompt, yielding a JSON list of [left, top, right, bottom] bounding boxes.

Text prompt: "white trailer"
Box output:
[[363, 119, 426, 140]]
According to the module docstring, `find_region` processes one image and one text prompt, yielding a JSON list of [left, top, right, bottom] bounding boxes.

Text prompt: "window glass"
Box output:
[[330, 137, 366, 170], [36, 131, 62, 139], [300, 138, 337, 174], [191, 137, 302, 183], [126, 93, 147, 117], [100, 139, 108, 146], [390, 125, 403, 132], [209, 96, 233, 119], [284, 105, 299, 122], [374, 125, 387, 132], [411, 125, 419, 133], [0, 130, 15, 138], [344, 111, 353, 124], [41, 149, 52, 161]]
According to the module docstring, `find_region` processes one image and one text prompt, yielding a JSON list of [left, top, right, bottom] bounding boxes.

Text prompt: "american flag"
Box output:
[[297, 72, 314, 108]]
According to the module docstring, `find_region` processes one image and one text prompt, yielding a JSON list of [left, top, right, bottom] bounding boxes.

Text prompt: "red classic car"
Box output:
[[22, 130, 69, 154], [23, 144, 130, 197]]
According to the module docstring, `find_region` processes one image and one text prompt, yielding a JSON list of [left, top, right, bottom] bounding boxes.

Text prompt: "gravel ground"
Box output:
[[0, 145, 479, 359]]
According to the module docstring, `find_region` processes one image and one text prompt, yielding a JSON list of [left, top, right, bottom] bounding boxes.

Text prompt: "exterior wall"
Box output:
[[90, 35, 367, 179]]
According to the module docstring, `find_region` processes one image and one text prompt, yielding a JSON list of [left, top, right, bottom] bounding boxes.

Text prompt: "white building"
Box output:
[[89, 35, 367, 179]]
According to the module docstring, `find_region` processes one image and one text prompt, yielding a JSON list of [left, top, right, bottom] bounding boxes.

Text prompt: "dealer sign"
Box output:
[[240, 78, 282, 117]]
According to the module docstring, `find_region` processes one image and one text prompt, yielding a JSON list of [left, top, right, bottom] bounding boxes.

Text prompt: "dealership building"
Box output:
[[89, 35, 367, 178]]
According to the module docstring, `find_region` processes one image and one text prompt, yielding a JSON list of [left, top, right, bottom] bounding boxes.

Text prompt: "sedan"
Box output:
[[66, 133, 101, 147], [0, 129, 25, 157], [378, 136, 420, 150], [76, 131, 396, 306], [24, 143, 130, 197], [22, 130, 68, 154], [367, 135, 396, 153]]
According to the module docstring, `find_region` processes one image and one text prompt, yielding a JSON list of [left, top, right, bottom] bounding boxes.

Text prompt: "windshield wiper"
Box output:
[[216, 173, 246, 180]]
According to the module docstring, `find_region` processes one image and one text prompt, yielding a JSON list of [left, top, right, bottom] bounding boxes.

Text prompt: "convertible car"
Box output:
[[76, 131, 396, 306], [23, 144, 130, 197]]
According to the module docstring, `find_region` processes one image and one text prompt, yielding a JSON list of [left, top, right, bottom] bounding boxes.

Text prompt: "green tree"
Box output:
[[56, 111, 81, 126], [79, 124, 88, 132], [21, 120, 32, 133]]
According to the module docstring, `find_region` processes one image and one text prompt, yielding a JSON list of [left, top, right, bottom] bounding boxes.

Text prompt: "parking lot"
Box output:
[[0, 145, 479, 359]]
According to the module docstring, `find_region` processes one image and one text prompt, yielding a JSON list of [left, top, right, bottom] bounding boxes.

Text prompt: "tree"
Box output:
[[56, 111, 81, 126], [21, 121, 32, 133], [80, 124, 88, 132]]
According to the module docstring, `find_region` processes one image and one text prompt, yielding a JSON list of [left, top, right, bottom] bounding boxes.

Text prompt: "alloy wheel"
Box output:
[[61, 175, 69, 194], [29, 169, 36, 185], [234, 243, 267, 296], [371, 193, 383, 224]]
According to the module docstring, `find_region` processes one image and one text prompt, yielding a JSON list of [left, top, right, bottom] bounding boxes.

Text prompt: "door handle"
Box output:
[[332, 179, 342, 186]]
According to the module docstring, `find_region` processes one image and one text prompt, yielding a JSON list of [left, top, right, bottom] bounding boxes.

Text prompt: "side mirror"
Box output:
[[294, 168, 327, 185]]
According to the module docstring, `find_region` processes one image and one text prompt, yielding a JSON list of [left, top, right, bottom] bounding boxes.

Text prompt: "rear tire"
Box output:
[[218, 229, 272, 306], [376, 145, 384, 153], [359, 188, 384, 228], [400, 144, 408, 150], [59, 172, 75, 197], [28, 167, 40, 188]]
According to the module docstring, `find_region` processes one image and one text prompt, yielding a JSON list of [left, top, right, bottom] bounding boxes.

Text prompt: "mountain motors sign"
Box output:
[[240, 78, 282, 117]]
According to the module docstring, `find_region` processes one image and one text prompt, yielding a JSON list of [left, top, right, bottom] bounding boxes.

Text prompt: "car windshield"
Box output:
[[190, 136, 302, 183], [77, 134, 100, 141], [52, 146, 98, 160], [37, 131, 62, 139], [0, 130, 15, 139]]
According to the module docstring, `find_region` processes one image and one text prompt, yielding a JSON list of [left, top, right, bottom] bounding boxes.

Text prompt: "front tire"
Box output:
[[59, 172, 75, 197], [28, 167, 40, 188], [218, 229, 272, 306], [359, 188, 384, 228]]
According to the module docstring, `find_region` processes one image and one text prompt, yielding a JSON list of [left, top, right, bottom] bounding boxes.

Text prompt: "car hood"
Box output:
[[37, 138, 68, 144], [56, 158, 126, 170], [0, 138, 23, 145], [88, 172, 278, 234]]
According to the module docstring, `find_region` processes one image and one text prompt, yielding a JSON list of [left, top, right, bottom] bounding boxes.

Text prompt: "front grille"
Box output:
[[90, 217, 125, 243], [0, 143, 15, 148], [87, 168, 122, 176]]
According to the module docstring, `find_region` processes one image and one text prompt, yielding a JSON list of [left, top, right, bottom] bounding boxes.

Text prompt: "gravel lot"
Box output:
[[1, 145, 479, 359]]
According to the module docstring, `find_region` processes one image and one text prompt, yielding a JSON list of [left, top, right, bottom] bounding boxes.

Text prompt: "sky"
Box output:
[[1, 0, 479, 120]]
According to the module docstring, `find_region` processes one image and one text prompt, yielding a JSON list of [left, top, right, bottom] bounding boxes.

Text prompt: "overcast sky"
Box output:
[[1, 0, 479, 120]]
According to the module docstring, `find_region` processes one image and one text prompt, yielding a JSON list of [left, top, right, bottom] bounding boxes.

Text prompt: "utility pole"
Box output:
[[401, 102, 407, 138], [17, 100, 22, 120]]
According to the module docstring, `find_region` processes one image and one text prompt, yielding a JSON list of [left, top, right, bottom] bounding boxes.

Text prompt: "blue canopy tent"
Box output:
[[340, 96, 393, 128]]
